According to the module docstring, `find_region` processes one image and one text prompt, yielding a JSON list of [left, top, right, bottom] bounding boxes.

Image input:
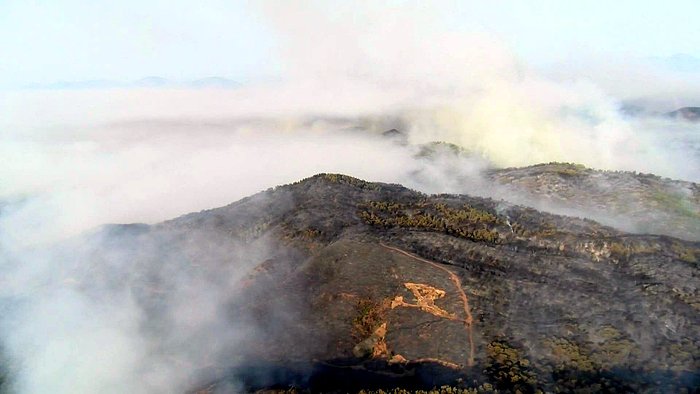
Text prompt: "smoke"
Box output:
[[0, 219, 285, 393], [257, 1, 700, 175], [1, 1, 699, 392]]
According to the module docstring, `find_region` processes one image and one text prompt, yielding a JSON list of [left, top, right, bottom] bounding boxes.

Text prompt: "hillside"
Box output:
[[487, 162, 700, 241], [408, 137, 699, 241], [22, 174, 697, 393]]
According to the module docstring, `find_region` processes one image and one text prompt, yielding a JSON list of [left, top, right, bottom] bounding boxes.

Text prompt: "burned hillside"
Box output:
[[15, 174, 697, 393]]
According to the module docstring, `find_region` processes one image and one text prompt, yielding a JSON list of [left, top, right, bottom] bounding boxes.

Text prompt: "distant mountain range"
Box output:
[[667, 107, 700, 122], [619, 104, 700, 122], [24, 76, 240, 90]]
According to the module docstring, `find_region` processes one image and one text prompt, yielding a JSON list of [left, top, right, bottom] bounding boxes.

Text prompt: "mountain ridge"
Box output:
[[68, 173, 699, 392]]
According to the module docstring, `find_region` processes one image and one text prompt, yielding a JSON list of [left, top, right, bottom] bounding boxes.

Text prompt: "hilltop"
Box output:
[[25, 174, 698, 393], [487, 162, 700, 241]]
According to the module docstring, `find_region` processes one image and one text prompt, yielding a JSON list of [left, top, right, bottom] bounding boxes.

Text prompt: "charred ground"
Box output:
[[3, 173, 699, 393]]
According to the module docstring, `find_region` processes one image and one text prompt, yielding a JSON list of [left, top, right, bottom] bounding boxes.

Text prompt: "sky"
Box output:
[[1, 0, 699, 88]]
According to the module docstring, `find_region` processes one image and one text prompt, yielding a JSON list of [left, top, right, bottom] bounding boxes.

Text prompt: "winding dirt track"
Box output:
[[380, 243, 475, 367]]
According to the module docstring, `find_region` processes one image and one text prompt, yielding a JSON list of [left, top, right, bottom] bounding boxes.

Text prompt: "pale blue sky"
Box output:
[[444, 1, 700, 64], [1, 0, 699, 88]]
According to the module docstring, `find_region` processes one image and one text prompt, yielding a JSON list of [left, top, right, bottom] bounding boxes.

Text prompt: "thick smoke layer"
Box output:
[[1, 2, 699, 393]]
